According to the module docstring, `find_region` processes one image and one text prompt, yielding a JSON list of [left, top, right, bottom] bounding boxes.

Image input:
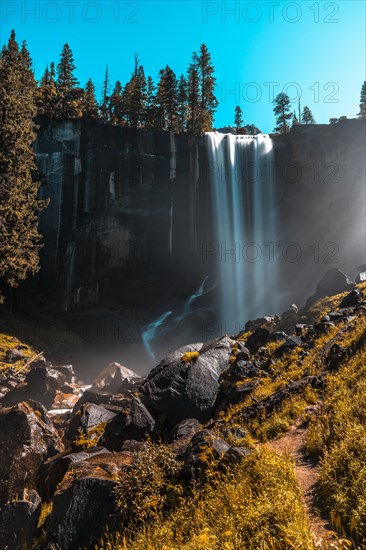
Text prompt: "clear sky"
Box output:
[[1, 0, 365, 132]]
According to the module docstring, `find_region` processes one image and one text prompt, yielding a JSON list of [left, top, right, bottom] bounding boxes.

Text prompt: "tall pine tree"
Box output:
[[56, 43, 82, 118], [273, 93, 292, 133], [187, 52, 200, 134], [234, 105, 243, 128], [177, 74, 188, 133], [37, 62, 57, 117], [155, 66, 178, 131], [0, 31, 47, 301], [83, 78, 100, 119], [109, 80, 125, 125], [197, 43, 218, 131]]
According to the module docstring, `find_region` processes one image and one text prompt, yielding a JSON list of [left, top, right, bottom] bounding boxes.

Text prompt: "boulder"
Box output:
[[100, 397, 156, 451], [93, 362, 142, 393], [245, 328, 270, 354], [339, 289, 362, 309], [2, 366, 66, 408], [244, 316, 277, 332], [0, 401, 63, 504], [46, 477, 118, 550], [140, 337, 234, 425], [275, 336, 303, 357], [306, 268, 355, 306], [72, 388, 132, 414], [4, 348, 26, 363], [67, 403, 117, 443], [0, 489, 41, 550], [182, 429, 230, 481], [221, 379, 260, 405]]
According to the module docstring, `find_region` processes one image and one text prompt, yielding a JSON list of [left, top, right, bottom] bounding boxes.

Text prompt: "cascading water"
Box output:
[[206, 132, 279, 333]]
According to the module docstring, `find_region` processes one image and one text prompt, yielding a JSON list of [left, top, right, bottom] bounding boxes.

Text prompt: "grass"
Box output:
[[305, 338, 366, 544], [0, 332, 35, 373], [100, 448, 314, 550]]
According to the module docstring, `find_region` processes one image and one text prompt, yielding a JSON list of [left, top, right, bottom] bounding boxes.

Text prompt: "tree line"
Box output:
[[37, 42, 218, 133]]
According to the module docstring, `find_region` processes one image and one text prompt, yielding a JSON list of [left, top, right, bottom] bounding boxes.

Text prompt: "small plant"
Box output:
[[72, 422, 107, 450], [181, 351, 200, 363], [115, 440, 184, 527]]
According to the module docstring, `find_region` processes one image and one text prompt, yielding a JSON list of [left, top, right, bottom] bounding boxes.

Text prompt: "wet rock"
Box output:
[[314, 321, 335, 334], [0, 401, 63, 504], [46, 476, 118, 550], [270, 331, 288, 342], [221, 379, 260, 405], [100, 396, 156, 451], [339, 289, 362, 309], [0, 489, 41, 550], [222, 360, 261, 382], [245, 328, 270, 354], [326, 343, 346, 371], [53, 365, 77, 384], [140, 337, 234, 425]]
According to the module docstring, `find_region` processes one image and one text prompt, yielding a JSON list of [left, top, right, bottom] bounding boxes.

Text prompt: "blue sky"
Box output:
[[1, 0, 365, 132]]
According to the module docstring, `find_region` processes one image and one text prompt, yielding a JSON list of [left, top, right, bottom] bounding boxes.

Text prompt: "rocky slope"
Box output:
[[1, 267, 366, 548]]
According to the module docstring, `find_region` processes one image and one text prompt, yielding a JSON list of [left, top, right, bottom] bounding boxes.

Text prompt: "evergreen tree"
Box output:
[[144, 76, 156, 128], [292, 110, 299, 126], [329, 117, 338, 124], [358, 81, 366, 118], [301, 106, 316, 124], [187, 52, 200, 134], [197, 43, 218, 131], [37, 62, 57, 117], [273, 93, 292, 133], [155, 65, 178, 131], [109, 80, 125, 125], [177, 74, 188, 133], [234, 105, 243, 128], [56, 43, 82, 118], [100, 65, 111, 122], [83, 78, 99, 119], [0, 31, 47, 301], [123, 63, 147, 128]]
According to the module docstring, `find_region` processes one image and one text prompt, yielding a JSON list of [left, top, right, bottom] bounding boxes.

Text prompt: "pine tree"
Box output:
[[37, 62, 58, 117], [197, 43, 218, 131], [358, 81, 366, 118], [123, 63, 147, 128], [292, 110, 299, 126], [273, 93, 292, 133], [187, 52, 200, 134], [301, 106, 316, 124], [144, 76, 156, 128], [83, 78, 99, 119], [56, 43, 82, 118], [0, 31, 47, 301], [155, 66, 178, 131], [177, 74, 188, 133], [234, 105, 243, 129], [109, 80, 125, 125]]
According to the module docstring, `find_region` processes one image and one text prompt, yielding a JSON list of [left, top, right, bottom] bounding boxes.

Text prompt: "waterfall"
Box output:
[[206, 132, 278, 334]]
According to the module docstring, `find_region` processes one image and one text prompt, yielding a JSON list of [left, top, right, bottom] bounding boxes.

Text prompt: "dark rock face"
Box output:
[[46, 477, 118, 550], [140, 337, 234, 425], [67, 402, 116, 442], [100, 397, 156, 451], [0, 401, 63, 504], [306, 268, 355, 307], [93, 362, 142, 393], [245, 328, 271, 354], [0, 490, 41, 550], [339, 289, 362, 308]]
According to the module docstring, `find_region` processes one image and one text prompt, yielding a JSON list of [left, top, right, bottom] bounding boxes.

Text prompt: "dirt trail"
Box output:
[[267, 422, 351, 549]]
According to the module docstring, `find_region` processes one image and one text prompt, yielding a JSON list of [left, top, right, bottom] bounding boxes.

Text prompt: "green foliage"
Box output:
[[273, 93, 292, 133], [0, 30, 47, 300], [234, 105, 243, 128], [114, 441, 184, 527], [301, 106, 316, 125], [358, 81, 366, 118], [56, 43, 82, 118]]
